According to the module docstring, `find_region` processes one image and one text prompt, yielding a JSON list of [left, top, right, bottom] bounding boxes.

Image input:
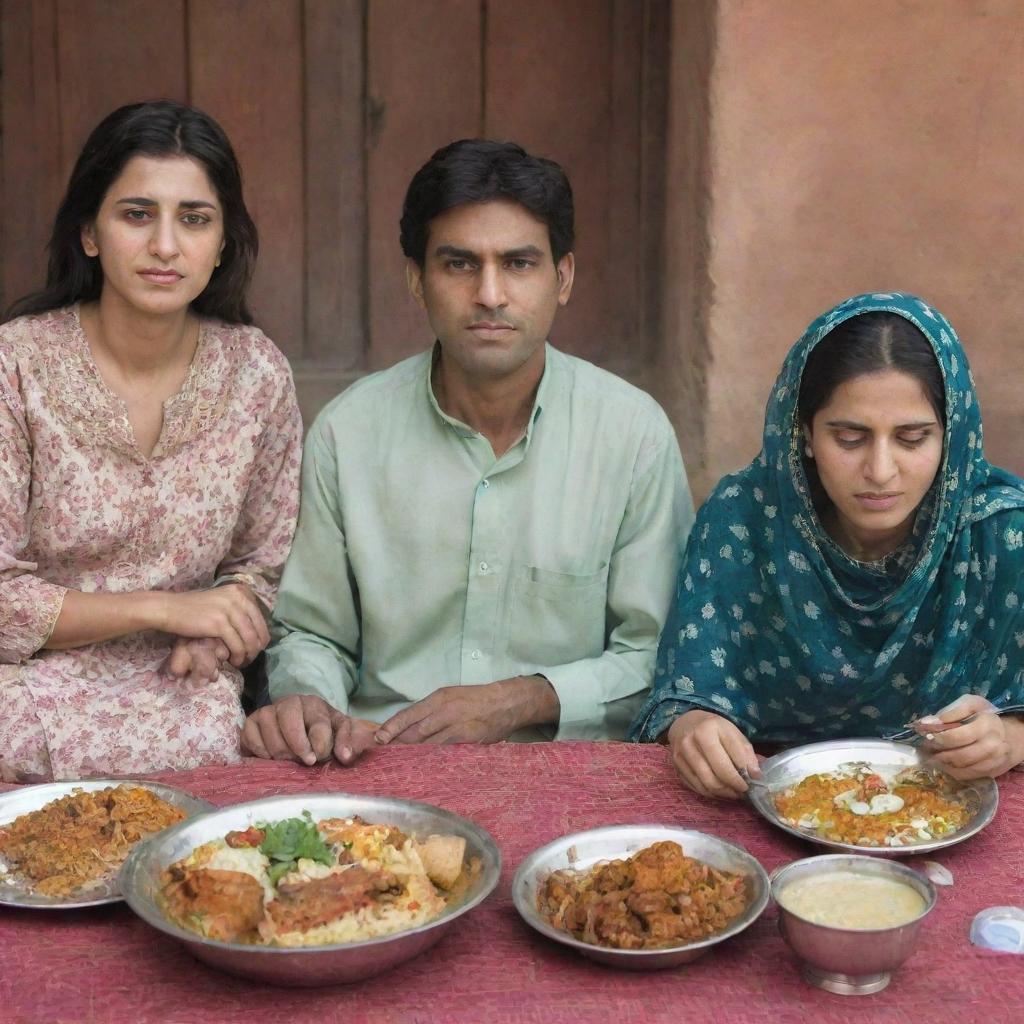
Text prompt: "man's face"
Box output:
[[408, 198, 574, 383]]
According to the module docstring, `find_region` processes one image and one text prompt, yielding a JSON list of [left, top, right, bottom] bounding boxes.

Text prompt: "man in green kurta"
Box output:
[[243, 139, 693, 764]]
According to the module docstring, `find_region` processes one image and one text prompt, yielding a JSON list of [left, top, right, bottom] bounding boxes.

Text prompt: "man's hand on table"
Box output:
[[241, 678, 559, 767], [373, 675, 559, 746], [241, 694, 379, 766]]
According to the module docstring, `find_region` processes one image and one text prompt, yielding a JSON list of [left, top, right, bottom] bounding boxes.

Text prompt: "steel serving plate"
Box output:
[[119, 792, 501, 986], [747, 738, 998, 856], [0, 779, 214, 909], [512, 824, 770, 970]]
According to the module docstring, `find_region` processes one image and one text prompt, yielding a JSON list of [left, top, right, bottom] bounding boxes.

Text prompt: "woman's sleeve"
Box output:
[[0, 351, 67, 663], [214, 369, 303, 612]]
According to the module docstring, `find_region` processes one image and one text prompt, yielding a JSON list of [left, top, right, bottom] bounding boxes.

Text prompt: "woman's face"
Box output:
[[81, 154, 224, 319], [805, 368, 944, 561]]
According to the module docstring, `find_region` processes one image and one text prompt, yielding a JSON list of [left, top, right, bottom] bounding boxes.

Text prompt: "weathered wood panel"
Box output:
[[1, 0, 656, 423], [303, 0, 366, 370], [56, 0, 187, 171], [365, 0, 483, 368], [1, 0, 63, 311], [189, 0, 305, 358], [485, 0, 629, 367]]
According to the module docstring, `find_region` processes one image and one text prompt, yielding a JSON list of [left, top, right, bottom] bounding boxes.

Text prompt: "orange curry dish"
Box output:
[[538, 840, 749, 950], [0, 785, 186, 897], [772, 764, 972, 847]]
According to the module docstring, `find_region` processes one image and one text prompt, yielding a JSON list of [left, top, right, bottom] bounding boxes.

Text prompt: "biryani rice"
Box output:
[[0, 784, 186, 897]]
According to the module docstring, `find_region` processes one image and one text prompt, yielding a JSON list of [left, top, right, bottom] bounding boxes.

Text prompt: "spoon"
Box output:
[[739, 768, 770, 793], [883, 703, 1024, 743]]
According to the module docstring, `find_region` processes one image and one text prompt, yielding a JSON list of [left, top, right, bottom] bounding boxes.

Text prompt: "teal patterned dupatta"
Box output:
[[631, 293, 1024, 744]]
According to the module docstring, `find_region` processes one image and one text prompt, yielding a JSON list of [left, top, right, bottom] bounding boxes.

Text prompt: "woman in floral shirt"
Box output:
[[0, 101, 301, 780]]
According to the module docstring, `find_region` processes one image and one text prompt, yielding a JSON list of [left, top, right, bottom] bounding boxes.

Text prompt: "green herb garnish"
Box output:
[[257, 812, 333, 887]]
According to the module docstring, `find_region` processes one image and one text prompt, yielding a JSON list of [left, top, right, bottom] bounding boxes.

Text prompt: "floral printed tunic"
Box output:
[[0, 307, 301, 779]]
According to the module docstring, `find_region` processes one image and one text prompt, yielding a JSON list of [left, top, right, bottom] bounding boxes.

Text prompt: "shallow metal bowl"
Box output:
[[747, 738, 998, 856], [119, 792, 501, 987], [771, 854, 937, 994], [0, 779, 213, 909], [512, 824, 770, 970]]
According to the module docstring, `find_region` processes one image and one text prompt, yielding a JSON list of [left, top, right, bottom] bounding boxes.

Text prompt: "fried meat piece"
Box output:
[[164, 868, 265, 942], [586, 894, 646, 949], [591, 860, 634, 893], [266, 867, 402, 933], [630, 841, 690, 894]]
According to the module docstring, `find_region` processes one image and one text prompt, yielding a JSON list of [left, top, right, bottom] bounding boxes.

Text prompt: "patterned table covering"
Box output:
[[2, 742, 1022, 1024]]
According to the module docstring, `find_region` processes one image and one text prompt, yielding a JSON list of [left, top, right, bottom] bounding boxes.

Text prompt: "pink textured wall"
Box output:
[[686, 0, 1024, 500]]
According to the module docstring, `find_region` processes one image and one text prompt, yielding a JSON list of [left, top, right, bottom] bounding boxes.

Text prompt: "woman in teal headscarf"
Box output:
[[631, 292, 1024, 798]]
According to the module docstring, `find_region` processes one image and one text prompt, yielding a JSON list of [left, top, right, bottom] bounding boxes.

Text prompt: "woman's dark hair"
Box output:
[[400, 139, 574, 266], [798, 312, 946, 428], [3, 100, 257, 324]]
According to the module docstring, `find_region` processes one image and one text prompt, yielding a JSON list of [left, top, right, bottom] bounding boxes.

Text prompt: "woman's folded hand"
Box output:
[[156, 584, 269, 667]]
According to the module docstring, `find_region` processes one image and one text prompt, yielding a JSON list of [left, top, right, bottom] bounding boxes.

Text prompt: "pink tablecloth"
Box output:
[[2, 743, 1023, 1024]]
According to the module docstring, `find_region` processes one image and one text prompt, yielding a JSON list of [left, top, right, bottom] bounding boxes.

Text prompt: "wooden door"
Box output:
[[1, 0, 667, 425]]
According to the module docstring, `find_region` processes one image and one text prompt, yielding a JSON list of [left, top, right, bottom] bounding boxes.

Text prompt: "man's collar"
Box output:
[[425, 341, 550, 439]]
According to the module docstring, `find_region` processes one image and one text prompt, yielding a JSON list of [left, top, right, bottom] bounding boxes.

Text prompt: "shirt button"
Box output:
[[471, 649, 481, 661], [479, 561, 489, 573], [481, 478, 490, 488]]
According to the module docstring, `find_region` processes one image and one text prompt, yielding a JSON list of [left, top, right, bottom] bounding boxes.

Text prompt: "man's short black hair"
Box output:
[[400, 139, 574, 266]]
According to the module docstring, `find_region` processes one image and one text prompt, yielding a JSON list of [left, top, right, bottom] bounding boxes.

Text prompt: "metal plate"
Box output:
[[747, 738, 999, 856], [118, 793, 501, 987], [512, 825, 770, 970], [0, 780, 214, 909]]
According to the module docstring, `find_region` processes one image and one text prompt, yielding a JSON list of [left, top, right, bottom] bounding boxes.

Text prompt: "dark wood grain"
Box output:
[[189, 0, 305, 357], [365, 0, 483, 369], [1, 0, 63, 310], [303, 0, 366, 370], [55, 0, 187, 177], [485, 0, 630, 367]]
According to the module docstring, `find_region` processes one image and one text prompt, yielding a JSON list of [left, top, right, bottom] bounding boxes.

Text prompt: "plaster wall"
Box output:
[[652, 0, 716, 493], [693, 0, 1024, 500]]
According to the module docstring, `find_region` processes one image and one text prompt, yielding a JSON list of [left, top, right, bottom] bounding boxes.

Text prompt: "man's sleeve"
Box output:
[[541, 414, 695, 739], [265, 421, 360, 710]]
